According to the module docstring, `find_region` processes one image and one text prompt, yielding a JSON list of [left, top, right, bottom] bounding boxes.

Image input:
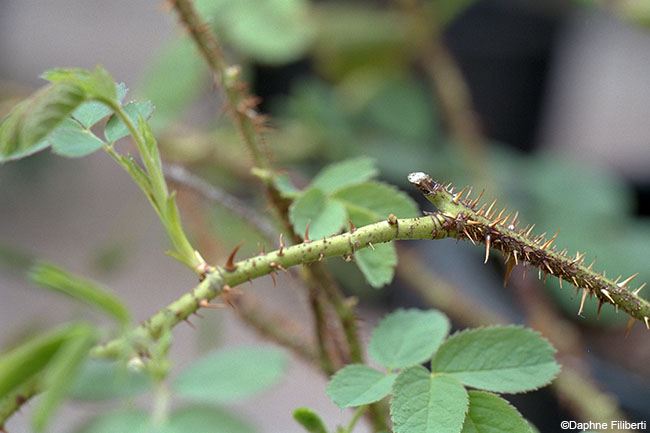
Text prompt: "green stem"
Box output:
[[107, 102, 198, 270], [343, 405, 367, 433], [170, 0, 267, 167], [410, 173, 650, 325], [91, 215, 451, 359]]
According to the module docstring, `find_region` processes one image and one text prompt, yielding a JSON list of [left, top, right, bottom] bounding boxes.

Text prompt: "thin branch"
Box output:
[[409, 173, 650, 325], [163, 163, 278, 241], [91, 214, 451, 359], [395, 245, 506, 327], [169, 1, 368, 404], [233, 295, 319, 364], [170, 0, 267, 167]]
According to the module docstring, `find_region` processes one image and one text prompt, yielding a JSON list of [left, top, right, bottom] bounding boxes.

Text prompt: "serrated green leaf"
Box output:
[[432, 327, 560, 393], [50, 125, 106, 158], [71, 409, 151, 433], [391, 366, 468, 433], [29, 262, 130, 326], [354, 242, 397, 288], [161, 406, 256, 433], [42, 65, 117, 103], [0, 81, 87, 162], [327, 364, 396, 408], [0, 324, 75, 397], [369, 309, 450, 370], [293, 407, 328, 433], [289, 188, 347, 239], [104, 100, 154, 143], [332, 181, 419, 226], [461, 391, 532, 433], [32, 324, 96, 432], [72, 83, 127, 128], [68, 359, 152, 401], [209, 0, 314, 64], [173, 346, 288, 403], [311, 157, 378, 193]]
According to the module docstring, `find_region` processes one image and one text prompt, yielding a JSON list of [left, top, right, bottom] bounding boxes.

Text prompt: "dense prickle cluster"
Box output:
[[409, 173, 650, 332]]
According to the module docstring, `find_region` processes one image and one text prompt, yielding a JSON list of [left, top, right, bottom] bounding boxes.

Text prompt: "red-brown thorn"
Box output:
[[224, 241, 244, 272]]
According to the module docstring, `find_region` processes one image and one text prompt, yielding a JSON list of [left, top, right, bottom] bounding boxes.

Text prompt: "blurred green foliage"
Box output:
[[140, 0, 649, 326]]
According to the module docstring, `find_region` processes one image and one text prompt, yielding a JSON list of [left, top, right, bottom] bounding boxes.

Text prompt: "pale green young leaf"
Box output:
[[161, 406, 256, 433], [104, 100, 154, 143], [139, 38, 206, 131], [32, 324, 96, 432], [432, 327, 560, 393], [327, 364, 396, 408], [68, 359, 152, 401], [369, 309, 450, 370], [209, 0, 314, 64], [0, 81, 87, 162], [29, 262, 130, 326], [310, 157, 378, 193], [72, 83, 128, 128], [41, 65, 117, 103], [332, 181, 419, 226], [390, 366, 468, 433], [461, 391, 532, 433], [72, 409, 151, 433], [272, 174, 301, 198], [293, 407, 328, 433], [50, 125, 106, 158], [173, 346, 288, 403], [354, 242, 397, 288], [0, 324, 75, 397], [289, 188, 347, 239]]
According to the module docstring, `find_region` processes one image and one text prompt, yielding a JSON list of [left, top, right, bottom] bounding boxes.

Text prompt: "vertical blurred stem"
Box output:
[[402, 0, 491, 187], [170, 0, 267, 168], [170, 1, 387, 429]]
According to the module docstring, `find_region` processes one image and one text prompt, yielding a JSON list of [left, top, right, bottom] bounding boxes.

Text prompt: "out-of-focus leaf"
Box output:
[[0, 82, 86, 162], [72, 409, 151, 433], [41, 65, 117, 103], [362, 77, 436, 140], [436, 0, 478, 26], [312, 4, 413, 79], [32, 324, 96, 432], [29, 262, 130, 326], [161, 406, 256, 433], [207, 0, 314, 64], [138, 38, 206, 131], [327, 364, 396, 408], [173, 346, 288, 403], [293, 407, 328, 433], [289, 188, 347, 239], [332, 181, 419, 226], [0, 324, 78, 397], [310, 157, 378, 193], [69, 359, 152, 401]]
